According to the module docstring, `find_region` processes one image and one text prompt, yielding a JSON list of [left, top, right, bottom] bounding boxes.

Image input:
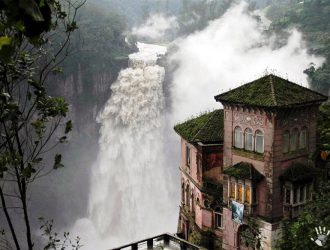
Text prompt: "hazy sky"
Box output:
[[169, 1, 324, 122]]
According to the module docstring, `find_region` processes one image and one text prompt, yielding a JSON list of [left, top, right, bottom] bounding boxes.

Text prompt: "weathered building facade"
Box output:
[[175, 110, 225, 249], [175, 74, 328, 249]]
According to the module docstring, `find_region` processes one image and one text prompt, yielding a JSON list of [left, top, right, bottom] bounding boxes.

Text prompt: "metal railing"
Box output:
[[110, 233, 207, 250]]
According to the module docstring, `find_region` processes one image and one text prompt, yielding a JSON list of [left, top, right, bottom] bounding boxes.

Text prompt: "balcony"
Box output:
[[228, 199, 257, 217], [283, 203, 305, 218], [110, 233, 206, 250]]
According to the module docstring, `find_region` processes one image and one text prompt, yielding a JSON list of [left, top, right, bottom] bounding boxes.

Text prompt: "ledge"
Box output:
[[232, 148, 264, 161]]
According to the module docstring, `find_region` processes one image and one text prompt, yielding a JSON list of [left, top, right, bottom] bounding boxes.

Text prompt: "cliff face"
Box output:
[[49, 60, 128, 137]]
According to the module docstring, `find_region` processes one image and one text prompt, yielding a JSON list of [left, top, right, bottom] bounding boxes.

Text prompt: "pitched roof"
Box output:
[[174, 109, 224, 143], [215, 74, 328, 108], [223, 162, 264, 181], [279, 162, 320, 184]]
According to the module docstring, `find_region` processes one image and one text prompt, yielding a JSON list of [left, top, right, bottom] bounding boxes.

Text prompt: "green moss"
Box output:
[[232, 148, 264, 161], [279, 162, 320, 184], [223, 162, 263, 181], [174, 109, 224, 143], [215, 74, 327, 108]]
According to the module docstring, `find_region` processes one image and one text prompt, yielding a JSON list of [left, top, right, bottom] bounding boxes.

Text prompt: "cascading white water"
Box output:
[[86, 42, 177, 247]]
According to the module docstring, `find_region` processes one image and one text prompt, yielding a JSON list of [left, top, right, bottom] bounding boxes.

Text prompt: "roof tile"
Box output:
[[215, 74, 328, 108], [174, 109, 224, 143]]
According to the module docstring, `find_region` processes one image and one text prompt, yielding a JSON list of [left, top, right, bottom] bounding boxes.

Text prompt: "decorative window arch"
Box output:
[[234, 126, 243, 148], [299, 127, 308, 149], [185, 184, 190, 209], [255, 130, 264, 153], [283, 130, 290, 153], [244, 128, 253, 151], [290, 128, 299, 151]]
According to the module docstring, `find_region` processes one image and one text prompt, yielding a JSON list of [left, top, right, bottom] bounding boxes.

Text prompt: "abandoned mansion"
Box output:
[[174, 74, 328, 250]]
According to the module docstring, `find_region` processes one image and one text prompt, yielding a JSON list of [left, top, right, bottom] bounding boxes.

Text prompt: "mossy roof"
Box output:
[[279, 162, 320, 184], [174, 109, 224, 143], [223, 162, 264, 181], [215, 74, 328, 108]]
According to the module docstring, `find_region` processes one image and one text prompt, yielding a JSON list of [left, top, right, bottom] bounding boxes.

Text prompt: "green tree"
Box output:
[[0, 0, 84, 249], [266, 0, 330, 93], [277, 182, 330, 249]]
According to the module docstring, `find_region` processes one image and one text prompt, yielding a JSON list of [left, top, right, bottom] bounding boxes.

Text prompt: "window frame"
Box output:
[[234, 126, 243, 149], [255, 130, 264, 153], [244, 128, 253, 151], [290, 128, 299, 152], [283, 130, 290, 153], [185, 144, 191, 166], [214, 212, 223, 229], [299, 127, 308, 149], [185, 184, 190, 209], [228, 178, 255, 205]]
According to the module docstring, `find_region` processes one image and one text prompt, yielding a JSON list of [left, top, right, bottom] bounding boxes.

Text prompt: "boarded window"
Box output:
[[244, 128, 253, 151], [234, 127, 243, 148]]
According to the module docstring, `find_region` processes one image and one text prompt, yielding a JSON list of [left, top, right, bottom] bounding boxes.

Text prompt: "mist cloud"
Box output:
[[132, 13, 178, 41], [169, 1, 325, 122]]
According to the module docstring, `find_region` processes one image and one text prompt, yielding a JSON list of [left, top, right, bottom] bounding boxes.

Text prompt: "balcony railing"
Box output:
[[110, 233, 206, 250]]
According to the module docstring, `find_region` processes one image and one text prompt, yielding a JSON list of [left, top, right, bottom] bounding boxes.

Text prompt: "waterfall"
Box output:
[[84, 42, 177, 248]]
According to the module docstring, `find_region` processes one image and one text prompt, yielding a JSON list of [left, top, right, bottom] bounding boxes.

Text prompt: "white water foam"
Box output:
[[71, 43, 178, 249]]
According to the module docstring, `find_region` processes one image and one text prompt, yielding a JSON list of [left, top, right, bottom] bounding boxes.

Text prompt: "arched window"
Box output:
[[185, 184, 190, 209], [244, 128, 253, 151], [283, 130, 290, 153], [255, 130, 264, 153], [191, 193, 195, 214], [290, 128, 299, 152], [299, 127, 307, 149], [234, 126, 243, 148]]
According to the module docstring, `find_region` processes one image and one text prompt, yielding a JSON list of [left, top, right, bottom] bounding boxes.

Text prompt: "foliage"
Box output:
[[239, 217, 263, 250], [174, 109, 224, 143], [266, 0, 330, 93], [0, 0, 83, 249], [177, 0, 233, 35], [39, 218, 81, 250], [276, 182, 330, 250], [223, 162, 263, 180]]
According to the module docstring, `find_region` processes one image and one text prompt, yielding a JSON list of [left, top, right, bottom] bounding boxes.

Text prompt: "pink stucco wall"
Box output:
[[179, 138, 223, 234], [221, 104, 321, 249]]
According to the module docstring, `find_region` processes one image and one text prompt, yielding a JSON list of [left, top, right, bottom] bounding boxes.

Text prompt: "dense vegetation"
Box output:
[[266, 0, 330, 94], [0, 0, 82, 249]]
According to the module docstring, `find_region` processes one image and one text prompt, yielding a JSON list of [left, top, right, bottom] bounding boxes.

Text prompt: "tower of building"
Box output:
[[175, 74, 328, 250]]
